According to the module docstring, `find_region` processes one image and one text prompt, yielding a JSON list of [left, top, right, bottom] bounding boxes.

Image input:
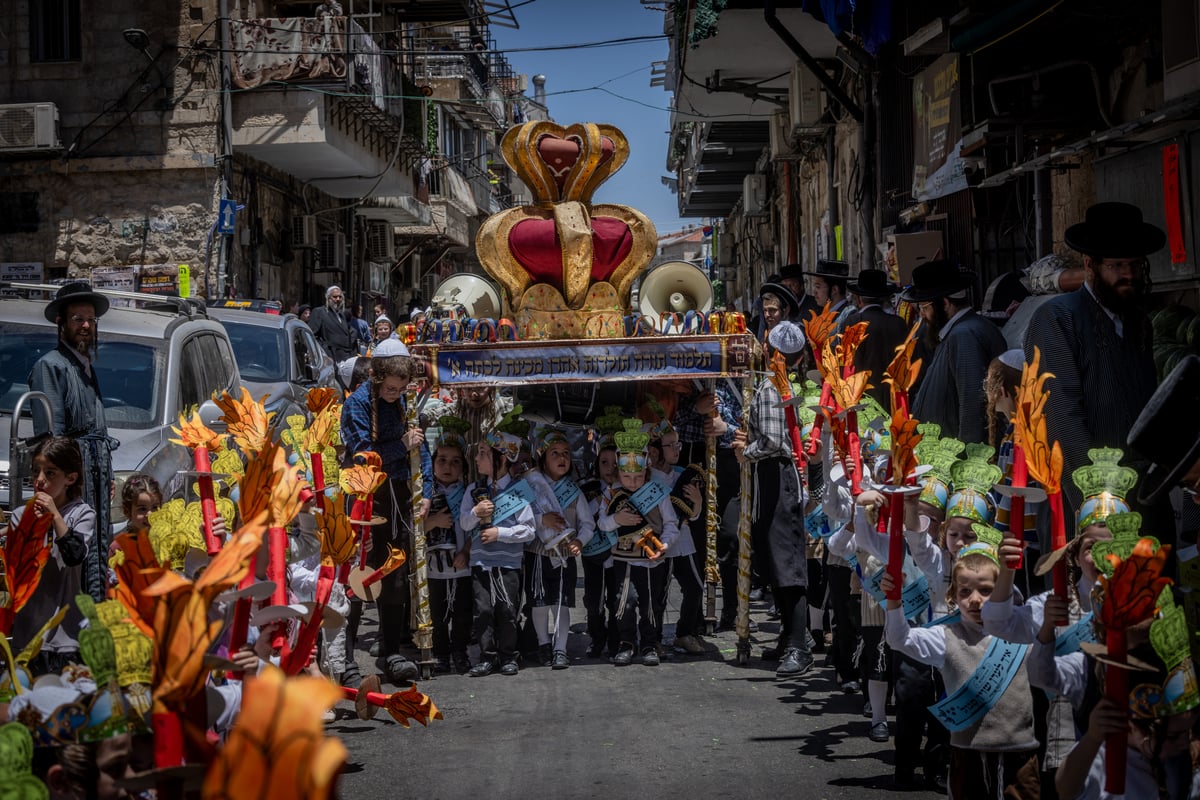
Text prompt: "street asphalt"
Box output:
[[332, 590, 942, 799]]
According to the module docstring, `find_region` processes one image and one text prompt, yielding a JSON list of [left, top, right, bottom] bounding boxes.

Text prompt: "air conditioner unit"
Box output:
[[743, 174, 768, 216], [769, 110, 795, 159], [291, 215, 318, 249], [318, 231, 346, 271], [0, 102, 60, 151], [717, 227, 734, 266], [365, 219, 396, 261], [789, 63, 826, 131]]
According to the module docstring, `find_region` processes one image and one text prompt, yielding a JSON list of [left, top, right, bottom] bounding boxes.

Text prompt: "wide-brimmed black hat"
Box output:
[[804, 260, 850, 280], [44, 281, 109, 323], [759, 282, 799, 316], [847, 269, 899, 299], [779, 263, 805, 281], [1064, 202, 1166, 258], [899, 259, 975, 303], [1128, 354, 1200, 504]]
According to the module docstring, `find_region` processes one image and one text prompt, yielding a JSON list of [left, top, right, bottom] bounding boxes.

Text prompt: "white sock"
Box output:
[[808, 606, 823, 632], [532, 607, 550, 645], [868, 680, 888, 726], [553, 607, 571, 652]]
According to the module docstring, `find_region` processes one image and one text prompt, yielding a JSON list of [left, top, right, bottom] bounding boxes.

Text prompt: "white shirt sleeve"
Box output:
[[981, 591, 1045, 645], [884, 606, 945, 669]]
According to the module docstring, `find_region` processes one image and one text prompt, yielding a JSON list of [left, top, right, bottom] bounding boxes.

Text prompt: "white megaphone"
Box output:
[[430, 273, 503, 320], [638, 261, 714, 330]]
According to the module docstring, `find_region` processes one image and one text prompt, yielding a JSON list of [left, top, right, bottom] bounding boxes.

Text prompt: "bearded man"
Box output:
[[29, 282, 116, 602], [906, 260, 1006, 443], [307, 285, 357, 372], [1024, 202, 1164, 516]]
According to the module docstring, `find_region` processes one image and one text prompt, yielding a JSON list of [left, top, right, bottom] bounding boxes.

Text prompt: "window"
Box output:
[[0, 193, 40, 235], [30, 0, 82, 63], [179, 338, 207, 411]]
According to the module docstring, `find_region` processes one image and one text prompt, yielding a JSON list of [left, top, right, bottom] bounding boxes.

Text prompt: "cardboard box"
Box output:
[[892, 231, 943, 285]]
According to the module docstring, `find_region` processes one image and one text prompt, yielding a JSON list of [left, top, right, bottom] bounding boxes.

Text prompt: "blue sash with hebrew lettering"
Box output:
[[444, 484, 465, 522], [629, 480, 670, 517], [1054, 612, 1095, 657], [553, 477, 582, 511], [928, 637, 1030, 732], [491, 479, 535, 524], [923, 610, 962, 628], [865, 559, 931, 623]]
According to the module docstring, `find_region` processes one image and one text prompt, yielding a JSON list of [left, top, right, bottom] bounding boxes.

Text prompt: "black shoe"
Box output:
[[717, 615, 736, 632], [538, 644, 553, 667], [761, 645, 783, 661], [434, 656, 452, 674], [500, 661, 519, 676], [766, 605, 780, 620], [339, 665, 362, 689], [612, 648, 635, 666], [380, 655, 418, 684], [585, 642, 605, 659], [749, 588, 764, 602], [552, 650, 570, 670], [454, 656, 472, 675], [369, 641, 382, 658], [776, 648, 814, 677], [468, 660, 496, 677], [641, 648, 660, 667], [841, 680, 861, 694], [925, 772, 948, 793], [863, 701, 873, 717], [810, 630, 826, 653], [868, 721, 890, 742]]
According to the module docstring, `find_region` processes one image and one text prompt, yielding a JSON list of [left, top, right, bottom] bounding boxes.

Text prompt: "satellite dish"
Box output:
[[431, 274, 503, 319]]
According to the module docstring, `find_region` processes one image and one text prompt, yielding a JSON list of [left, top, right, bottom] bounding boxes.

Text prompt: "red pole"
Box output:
[[1103, 629, 1129, 793], [267, 526, 288, 650], [886, 495, 905, 602], [1007, 444, 1028, 570], [227, 549, 257, 679], [311, 451, 325, 493], [193, 447, 221, 556], [1048, 492, 1068, 612]]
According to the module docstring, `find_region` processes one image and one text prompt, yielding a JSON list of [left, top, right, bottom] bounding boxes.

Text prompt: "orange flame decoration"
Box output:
[[201, 665, 346, 800], [0, 499, 55, 622], [316, 491, 359, 567], [170, 409, 225, 453], [237, 444, 306, 530], [834, 321, 871, 368], [339, 452, 386, 499], [1098, 538, 1172, 636], [213, 388, 273, 455], [819, 340, 872, 412], [803, 303, 839, 354], [382, 683, 444, 728], [306, 386, 340, 416], [884, 324, 923, 402], [144, 510, 269, 717], [1012, 346, 1062, 496], [303, 405, 341, 457], [889, 407, 923, 484]]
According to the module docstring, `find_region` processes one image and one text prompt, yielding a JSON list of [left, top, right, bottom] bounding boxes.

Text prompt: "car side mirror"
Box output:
[[198, 399, 225, 430], [303, 362, 319, 383]]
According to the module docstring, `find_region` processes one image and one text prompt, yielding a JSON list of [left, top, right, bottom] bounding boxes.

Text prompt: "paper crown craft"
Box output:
[[1090, 512, 1162, 579], [484, 405, 529, 462], [614, 419, 651, 474], [476, 122, 657, 338], [1131, 603, 1200, 719], [914, 427, 964, 512], [594, 406, 626, 450], [961, 523, 1004, 565], [944, 444, 999, 523], [433, 415, 472, 453], [536, 426, 570, 457], [1072, 448, 1138, 531]]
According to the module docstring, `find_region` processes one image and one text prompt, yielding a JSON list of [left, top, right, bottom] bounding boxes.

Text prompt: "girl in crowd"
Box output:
[[107, 474, 164, 637], [460, 409, 535, 677], [582, 418, 621, 659], [11, 436, 94, 674]]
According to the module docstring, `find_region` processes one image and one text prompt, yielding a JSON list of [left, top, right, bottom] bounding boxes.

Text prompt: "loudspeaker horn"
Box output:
[[638, 261, 713, 325], [431, 273, 503, 320]]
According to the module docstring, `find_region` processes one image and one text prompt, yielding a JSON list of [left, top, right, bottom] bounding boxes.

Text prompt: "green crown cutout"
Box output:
[[614, 418, 650, 455], [437, 415, 473, 438], [916, 422, 942, 441], [0, 722, 44, 800], [859, 395, 889, 431], [76, 594, 118, 687], [595, 406, 626, 436], [963, 443, 996, 463], [645, 395, 668, 424], [496, 404, 530, 439], [950, 452, 1003, 496], [537, 426, 570, 453], [1151, 603, 1190, 671], [1072, 448, 1138, 502], [971, 522, 1004, 550], [1092, 512, 1162, 578]]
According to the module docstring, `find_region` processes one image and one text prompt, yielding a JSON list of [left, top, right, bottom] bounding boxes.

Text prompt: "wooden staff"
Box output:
[[407, 389, 434, 676], [735, 372, 754, 665], [704, 379, 720, 633]]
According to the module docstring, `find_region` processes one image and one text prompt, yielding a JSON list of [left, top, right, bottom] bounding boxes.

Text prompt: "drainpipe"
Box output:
[[764, 0, 863, 123], [826, 128, 837, 260]]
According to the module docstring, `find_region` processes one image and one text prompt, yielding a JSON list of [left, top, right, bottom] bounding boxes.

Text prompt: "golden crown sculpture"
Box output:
[[476, 122, 657, 338]]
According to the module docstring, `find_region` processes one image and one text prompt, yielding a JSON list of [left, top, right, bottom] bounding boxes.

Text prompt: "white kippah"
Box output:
[[767, 320, 807, 355], [998, 348, 1024, 370], [373, 338, 409, 358]]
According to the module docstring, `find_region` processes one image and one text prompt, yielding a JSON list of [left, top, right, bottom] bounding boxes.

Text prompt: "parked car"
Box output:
[[205, 305, 339, 425], [0, 289, 242, 531]]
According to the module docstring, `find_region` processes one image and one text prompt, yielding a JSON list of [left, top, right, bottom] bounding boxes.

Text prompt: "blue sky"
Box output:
[[493, 0, 691, 236]]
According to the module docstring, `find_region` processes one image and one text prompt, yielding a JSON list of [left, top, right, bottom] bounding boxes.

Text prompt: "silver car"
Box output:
[[205, 306, 339, 424], [0, 291, 241, 530]]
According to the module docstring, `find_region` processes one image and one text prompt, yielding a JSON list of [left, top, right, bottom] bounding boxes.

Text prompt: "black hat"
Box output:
[[804, 260, 850, 280], [779, 263, 805, 281], [759, 282, 799, 316], [899, 259, 975, 303], [1128, 354, 1200, 504], [1064, 202, 1166, 259], [44, 281, 109, 324], [847, 269, 899, 299]]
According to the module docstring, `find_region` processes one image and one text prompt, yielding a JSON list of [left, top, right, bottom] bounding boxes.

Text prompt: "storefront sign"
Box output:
[[912, 54, 968, 201]]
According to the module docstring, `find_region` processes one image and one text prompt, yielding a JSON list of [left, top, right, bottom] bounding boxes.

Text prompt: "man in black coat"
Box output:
[[307, 285, 358, 369], [779, 263, 821, 324], [842, 269, 910, 413], [906, 260, 1006, 443], [1024, 202, 1164, 518]]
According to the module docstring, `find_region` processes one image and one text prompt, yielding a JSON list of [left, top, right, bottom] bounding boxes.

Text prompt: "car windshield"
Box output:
[[221, 320, 287, 382], [0, 323, 164, 428]]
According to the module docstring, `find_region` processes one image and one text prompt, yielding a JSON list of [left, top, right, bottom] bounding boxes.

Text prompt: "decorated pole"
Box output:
[[341, 675, 442, 727], [735, 373, 754, 665], [407, 389, 435, 677], [704, 378, 720, 634], [1007, 444, 1028, 570], [801, 304, 839, 457], [192, 446, 222, 556]]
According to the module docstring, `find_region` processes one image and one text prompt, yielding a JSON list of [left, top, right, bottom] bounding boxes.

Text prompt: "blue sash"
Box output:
[[582, 529, 618, 557], [804, 506, 833, 538], [492, 479, 535, 524], [865, 558, 931, 622], [553, 477, 582, 510], [444, 484, 465, 521], [1054, 612, 1095, 657], [928, 637, 1029, 732], [629, 480, 670, 516], [923, 610, 962, 628]]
